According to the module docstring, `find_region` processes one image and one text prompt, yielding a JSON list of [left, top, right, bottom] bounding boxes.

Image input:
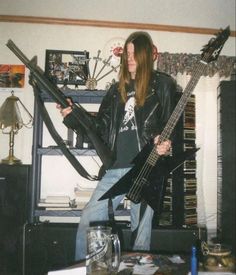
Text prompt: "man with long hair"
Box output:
[[58, 31, 177, 260]]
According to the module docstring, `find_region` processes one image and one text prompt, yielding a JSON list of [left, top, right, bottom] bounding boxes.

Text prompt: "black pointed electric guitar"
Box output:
[[99, 26, 230, 211]]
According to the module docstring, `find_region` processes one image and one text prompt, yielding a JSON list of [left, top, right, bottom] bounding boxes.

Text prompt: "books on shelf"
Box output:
[[45, 207, 76, 211], [45, 195, 70, 203], [38, 201, 70, 208], [38, 196, 71, 208]]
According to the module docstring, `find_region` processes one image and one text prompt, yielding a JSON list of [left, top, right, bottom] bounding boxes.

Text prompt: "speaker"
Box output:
[[0, 164, 30, 226], [122, 226, 207, 253], [23, 223, 77, 275], [217, 80, 236, 255], [23, 221, 131, 275], [23, 222, 207, 275], [0, 164, 30, 275]]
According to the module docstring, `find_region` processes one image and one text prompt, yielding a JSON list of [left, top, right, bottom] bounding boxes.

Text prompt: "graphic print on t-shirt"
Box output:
[[119, 90, 137, 133], [112, 89, 139, 168]]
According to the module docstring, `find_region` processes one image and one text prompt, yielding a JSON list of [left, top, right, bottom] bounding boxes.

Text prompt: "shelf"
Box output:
[[35, 209, 130, 217], [29, 87, 109, 223], [40, 88, 106, 103], [37, 147, 97, 156]]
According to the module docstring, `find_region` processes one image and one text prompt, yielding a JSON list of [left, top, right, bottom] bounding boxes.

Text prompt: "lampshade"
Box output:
[[0, 91, 33, 164], [0, 93, 23, 132]]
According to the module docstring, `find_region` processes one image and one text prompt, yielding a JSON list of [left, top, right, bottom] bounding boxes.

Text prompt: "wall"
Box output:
[[0, 0, 235, 232], [0, 0, 235, 29]]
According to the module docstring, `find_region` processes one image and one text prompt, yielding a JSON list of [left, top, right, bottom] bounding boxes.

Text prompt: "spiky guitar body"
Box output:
[[100, 142, 199, 211]]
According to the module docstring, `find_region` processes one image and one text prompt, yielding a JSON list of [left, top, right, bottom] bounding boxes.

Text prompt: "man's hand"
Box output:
[[154, 135, 172, 156], [56, 98, 73, 117]]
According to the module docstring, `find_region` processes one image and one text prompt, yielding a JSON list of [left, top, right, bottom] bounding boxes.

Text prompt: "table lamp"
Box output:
[[0, 91, 33, 164]]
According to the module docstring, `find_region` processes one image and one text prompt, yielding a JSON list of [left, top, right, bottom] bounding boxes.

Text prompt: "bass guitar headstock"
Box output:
[[201, 26, 230, 64]]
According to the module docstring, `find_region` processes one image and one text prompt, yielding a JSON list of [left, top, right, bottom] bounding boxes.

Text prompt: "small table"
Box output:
[[118, 252, 190, 275], [61, 252, 191, 275]]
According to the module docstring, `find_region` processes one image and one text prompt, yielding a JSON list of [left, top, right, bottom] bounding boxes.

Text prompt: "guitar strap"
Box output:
[[130, 201, 148, 248], [107, 198, 125, 249], [32, 83, 99, 181]]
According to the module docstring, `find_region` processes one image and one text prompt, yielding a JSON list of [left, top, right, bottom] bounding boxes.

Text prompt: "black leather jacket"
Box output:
[[94, 70, 177, 155]]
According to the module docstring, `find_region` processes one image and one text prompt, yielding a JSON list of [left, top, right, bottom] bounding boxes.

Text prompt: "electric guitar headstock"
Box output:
[[201, 26, 230, 64]]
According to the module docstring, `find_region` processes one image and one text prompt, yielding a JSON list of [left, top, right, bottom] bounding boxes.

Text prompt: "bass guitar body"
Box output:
[[99, 142, 199, 212]]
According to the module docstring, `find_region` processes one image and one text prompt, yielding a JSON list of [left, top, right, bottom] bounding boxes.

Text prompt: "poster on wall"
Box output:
[[45, 49, 89, 86], [0, 64, 25, 89]]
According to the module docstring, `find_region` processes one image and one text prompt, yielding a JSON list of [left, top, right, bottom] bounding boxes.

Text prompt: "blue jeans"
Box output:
[[75, 168, 154, 261]]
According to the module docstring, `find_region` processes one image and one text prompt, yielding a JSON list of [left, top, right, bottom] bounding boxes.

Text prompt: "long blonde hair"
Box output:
[[119, 31, 154, 107]]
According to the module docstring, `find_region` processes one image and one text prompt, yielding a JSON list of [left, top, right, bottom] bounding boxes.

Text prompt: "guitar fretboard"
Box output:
[[147, 61, 206, 166]]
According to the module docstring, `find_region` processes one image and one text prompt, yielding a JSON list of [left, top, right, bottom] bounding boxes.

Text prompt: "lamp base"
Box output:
[[1, 155, 22, 165]]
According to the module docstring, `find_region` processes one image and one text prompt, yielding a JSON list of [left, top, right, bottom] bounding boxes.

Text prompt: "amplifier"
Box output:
[[22, 222, 207, 275], [23, 223, 77, 275], [122, 226, 207, 253]]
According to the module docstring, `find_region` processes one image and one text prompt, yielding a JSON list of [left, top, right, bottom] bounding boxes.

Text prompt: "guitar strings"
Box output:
[[129, 61, 206, 201], [127, 61, 206, 203]]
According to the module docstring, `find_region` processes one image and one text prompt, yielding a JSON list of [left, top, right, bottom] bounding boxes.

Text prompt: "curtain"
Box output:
[[157, 52, 235, 78]]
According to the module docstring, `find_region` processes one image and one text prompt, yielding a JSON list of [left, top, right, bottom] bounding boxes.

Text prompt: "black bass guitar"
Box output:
[[99, 26, 230, 211]]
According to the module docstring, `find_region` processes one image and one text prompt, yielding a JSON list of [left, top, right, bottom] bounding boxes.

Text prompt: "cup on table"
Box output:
[[86, 226, 120, 275]]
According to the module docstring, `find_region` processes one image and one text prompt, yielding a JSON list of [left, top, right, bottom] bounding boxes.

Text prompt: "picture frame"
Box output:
[[45, 49, 89, 86]]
